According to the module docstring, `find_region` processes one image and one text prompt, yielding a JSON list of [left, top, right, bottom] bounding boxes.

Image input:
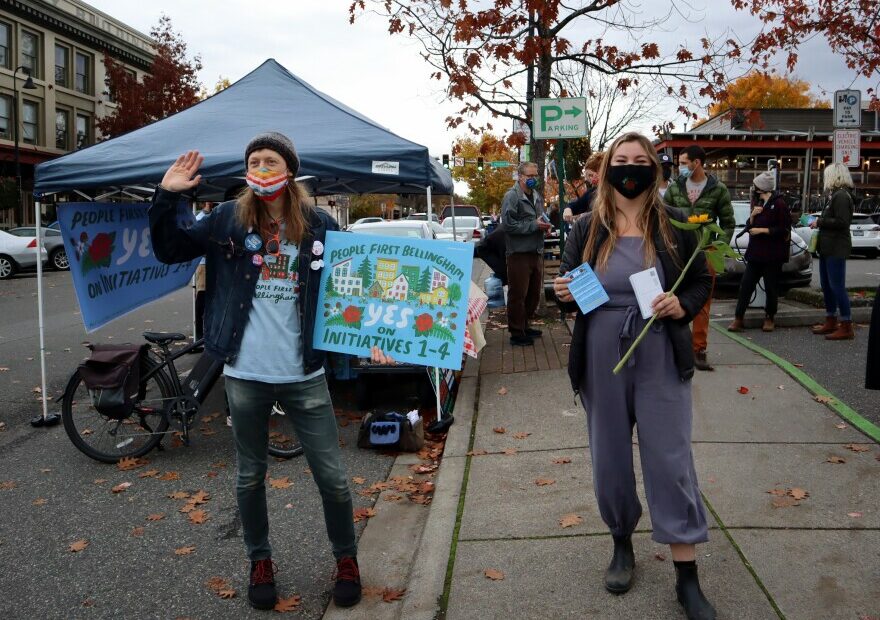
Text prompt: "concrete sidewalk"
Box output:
[[328, 310, 879, 620]]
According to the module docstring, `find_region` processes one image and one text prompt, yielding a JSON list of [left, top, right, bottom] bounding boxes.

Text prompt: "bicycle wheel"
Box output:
[[267, 402, 304, 459], [61, 359, 173, 464]]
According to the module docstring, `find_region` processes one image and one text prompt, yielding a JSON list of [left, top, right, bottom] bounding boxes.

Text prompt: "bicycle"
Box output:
[[61, 332, 303, 463]]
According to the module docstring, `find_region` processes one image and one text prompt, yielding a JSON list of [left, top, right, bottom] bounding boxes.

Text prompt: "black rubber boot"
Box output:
[[604, 535, 635, 594], [674, 561, 716, 620]]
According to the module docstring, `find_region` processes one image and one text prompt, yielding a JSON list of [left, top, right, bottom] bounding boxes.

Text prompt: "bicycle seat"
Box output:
[[143, 331, 188, 346]]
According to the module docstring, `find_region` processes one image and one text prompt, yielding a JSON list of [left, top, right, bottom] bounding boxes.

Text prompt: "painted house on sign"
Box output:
[[431, 268, 449, 292], [331, 259, 363, 297], [375, 258, 399, 291], [384, 274, 410, 301], [367, 280, 384, 298], [419, 285, 449, 306]]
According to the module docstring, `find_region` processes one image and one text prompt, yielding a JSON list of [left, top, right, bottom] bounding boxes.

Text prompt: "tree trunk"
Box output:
[[529, 51, 554, 181]]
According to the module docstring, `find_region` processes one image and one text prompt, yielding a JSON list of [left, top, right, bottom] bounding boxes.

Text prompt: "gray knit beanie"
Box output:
[[245, 131, 300, 176], [753, 170, 776, 192]]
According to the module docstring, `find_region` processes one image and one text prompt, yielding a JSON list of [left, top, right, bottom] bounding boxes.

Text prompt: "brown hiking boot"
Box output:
[[694, 350, 714, 371], [727, 318, 745, 332], [812, 317, 837, 335], [825, 320, 854, 341], [762, 317, 775, 332]]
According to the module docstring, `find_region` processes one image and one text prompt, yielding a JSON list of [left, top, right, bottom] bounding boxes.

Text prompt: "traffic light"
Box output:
[[442, 154, 450, 169], [477, 157, 484, 171]]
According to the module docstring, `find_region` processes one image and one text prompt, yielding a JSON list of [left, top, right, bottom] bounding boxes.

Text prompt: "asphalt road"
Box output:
[[0, 270, 407, 619], [809, 254, 880, 290]]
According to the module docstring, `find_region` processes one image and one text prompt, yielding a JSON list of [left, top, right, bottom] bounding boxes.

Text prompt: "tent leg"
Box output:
[[31, 199, 60, 428], [426, 185, 432, 220], [427, 366, 454, 434]]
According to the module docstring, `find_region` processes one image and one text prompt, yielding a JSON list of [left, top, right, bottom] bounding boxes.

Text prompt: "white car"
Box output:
[[348, 220, 435, 239], [406, 212, 439, 223], [429, 221, 455, 241], [441, 216, 485, 243], [8, 227, 68, 270], [794, 212, 880, 257], [352, 217, 385, 226], [0, 229, 49, 279]]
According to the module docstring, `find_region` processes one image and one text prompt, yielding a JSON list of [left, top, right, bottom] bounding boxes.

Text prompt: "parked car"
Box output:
[[8, 227, 68, 270], [442, 215, 485, 244], [440, 204, 481, 221], [717, 201, 812, 289], [0, 229, 49, 279], [406, 212, 439, 223], [352, 217, 385, 226], [794, 212, 880, 257], [429, 221, 455, 241], [349, 220, 435, 239]]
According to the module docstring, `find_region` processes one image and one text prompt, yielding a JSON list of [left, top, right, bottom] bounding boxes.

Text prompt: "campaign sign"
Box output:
[[58, 202, 198, 332], [313, 231, 474, 369]]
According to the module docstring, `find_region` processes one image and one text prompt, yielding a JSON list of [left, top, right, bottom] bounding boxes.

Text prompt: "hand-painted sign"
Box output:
[[57, 202, 198, 332], [313, 231, 474, 369]]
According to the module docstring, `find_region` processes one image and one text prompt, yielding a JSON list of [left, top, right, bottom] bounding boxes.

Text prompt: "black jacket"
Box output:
[[817, 188, 854, 258], [559, 206, 712, 393], [149, 187, 337, 371], [475, 227, 508, 285], [867, 284, 880, 390]]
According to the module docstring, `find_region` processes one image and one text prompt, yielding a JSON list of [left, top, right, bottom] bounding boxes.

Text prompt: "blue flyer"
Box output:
[[566, 262, 609, 315], [58, 202, 198, 332], [313, 231, 474, 370]]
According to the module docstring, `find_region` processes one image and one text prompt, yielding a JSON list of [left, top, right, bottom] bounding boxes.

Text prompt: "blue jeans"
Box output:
[[225, 374, 356, 561], [819, 257, 851, 321]]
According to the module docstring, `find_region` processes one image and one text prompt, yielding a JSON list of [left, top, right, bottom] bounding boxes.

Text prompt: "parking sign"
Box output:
[[834, 90, 861, 128]]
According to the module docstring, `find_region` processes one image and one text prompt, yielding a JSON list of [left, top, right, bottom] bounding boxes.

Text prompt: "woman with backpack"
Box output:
[[727, 170, 791, 333], [810, 163, 855, 340], [150, 133, 388, 611]]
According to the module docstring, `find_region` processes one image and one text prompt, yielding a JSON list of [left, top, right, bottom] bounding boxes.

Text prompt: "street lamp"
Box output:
[[13, 66, 37, 226]]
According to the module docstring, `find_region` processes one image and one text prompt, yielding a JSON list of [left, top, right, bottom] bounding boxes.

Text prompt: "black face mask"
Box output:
[[608, 164, 655, 199]]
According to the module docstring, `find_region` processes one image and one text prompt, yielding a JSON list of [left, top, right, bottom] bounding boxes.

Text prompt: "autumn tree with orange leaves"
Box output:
[[733, 0, 880, 107], [349, 0, 744, 178], [708, 71, 828, 116], [450, 133, 518, 211], [98, 15, 202, 139]]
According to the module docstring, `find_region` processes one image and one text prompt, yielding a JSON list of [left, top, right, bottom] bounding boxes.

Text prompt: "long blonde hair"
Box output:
[[235, 181, 313, 245], [823, 162, 855, 193], [582, 132, 680, 271]]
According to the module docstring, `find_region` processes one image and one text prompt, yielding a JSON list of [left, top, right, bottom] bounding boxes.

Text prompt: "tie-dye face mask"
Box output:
[[246, 168, 289, 201]]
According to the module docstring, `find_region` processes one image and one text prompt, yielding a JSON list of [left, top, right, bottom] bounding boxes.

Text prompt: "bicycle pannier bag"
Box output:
[[78, 344, 148, 420]]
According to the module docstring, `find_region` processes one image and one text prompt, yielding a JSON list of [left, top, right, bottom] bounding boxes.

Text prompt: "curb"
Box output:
[[711, 322, 880, 443], [710, 306, 873, 329]]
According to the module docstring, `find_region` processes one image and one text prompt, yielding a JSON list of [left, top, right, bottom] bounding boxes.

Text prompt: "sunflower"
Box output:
[[687, 213, 711, 224]]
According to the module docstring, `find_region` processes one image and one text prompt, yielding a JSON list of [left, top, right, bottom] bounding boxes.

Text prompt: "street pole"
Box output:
[[13, 67, 35, 226], [557, 140, 566, 321]]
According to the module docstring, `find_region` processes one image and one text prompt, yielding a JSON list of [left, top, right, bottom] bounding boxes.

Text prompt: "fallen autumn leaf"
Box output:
[[484, 568, 505, 581]]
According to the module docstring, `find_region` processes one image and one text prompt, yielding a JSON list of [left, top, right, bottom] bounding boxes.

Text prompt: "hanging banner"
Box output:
[[57, 202, 198, 332], [313, 231, 474, 369]]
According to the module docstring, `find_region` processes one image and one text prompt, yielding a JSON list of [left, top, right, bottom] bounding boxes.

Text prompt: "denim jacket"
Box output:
[[149, 187, 338, 371]]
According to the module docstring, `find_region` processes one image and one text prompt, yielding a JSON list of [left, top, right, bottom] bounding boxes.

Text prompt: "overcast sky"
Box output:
[[87, 0, 876, 157]]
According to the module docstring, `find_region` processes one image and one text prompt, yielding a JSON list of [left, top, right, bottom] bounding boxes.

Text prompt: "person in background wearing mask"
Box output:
[[149, 133, 393, 611], [502, 161, 551, 346], [727, 171, 790, 333], [658, 152, 673, 199], [563, 151, 605, 222], [664, 145, 735, 371], [554, 132, 715, 619]]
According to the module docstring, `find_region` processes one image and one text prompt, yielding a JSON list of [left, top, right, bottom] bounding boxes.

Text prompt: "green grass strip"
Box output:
[[711, 322, 880, 443], [701, 493, 786, 619], [438, 378, 481, 617]]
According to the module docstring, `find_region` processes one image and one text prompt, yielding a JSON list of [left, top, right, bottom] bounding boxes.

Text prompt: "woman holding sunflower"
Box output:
[[553, 132, 716, 619]]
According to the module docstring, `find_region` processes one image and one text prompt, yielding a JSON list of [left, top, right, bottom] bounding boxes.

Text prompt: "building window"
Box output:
[[75, 52, 91, 94], [0, 22, 10, 69], [56, 109, 69, 150], [55, 45, 69, 87], [20, 31, 39, 78], [0, 95, 10, 139], [76, 114, 90, 149], [22, 100, 38, 144]]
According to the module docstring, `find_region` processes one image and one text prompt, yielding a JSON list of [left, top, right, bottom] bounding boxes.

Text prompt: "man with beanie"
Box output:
[[727, 170, 790, 333], [665, 145, 735, 371], [502, 161, 551, 346]]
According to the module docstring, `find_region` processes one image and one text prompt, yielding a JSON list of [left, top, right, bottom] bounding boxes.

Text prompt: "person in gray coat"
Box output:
[[501, 161, 552, 346]]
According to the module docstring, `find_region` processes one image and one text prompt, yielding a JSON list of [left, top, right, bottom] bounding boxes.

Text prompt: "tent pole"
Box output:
[[31, 198, 59, 427], [426, 185, 432, 220]]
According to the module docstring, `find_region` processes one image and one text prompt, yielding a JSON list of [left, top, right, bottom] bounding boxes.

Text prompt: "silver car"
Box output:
[[441, 216, 486, 244], [8, 227, 69, 270], [718, 201, 812, 288], [0, 229, 49, 279]]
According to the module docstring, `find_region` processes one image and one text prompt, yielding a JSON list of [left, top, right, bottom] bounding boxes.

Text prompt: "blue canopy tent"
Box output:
[[29, 58, 453, 424], [34, 58, 452, 198]]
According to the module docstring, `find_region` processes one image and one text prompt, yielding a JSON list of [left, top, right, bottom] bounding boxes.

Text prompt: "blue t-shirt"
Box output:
[[224, 228, 324, 384]]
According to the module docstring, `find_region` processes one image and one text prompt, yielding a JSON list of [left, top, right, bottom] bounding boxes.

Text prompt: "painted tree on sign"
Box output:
[[99, 15, 202, 139], [350, 0, 744, 177], [418, 267, 432, 295], [447, 282, 463, 305], [732, 0, 880, 106], [357, 257, 373, 290], [325, 275, 338, 297]]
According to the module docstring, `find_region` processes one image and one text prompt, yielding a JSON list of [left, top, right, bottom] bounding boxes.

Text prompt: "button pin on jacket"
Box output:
[[244, 233, 263, 252], [310, 259, 324, 270], [312, 240, 324, 256]]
